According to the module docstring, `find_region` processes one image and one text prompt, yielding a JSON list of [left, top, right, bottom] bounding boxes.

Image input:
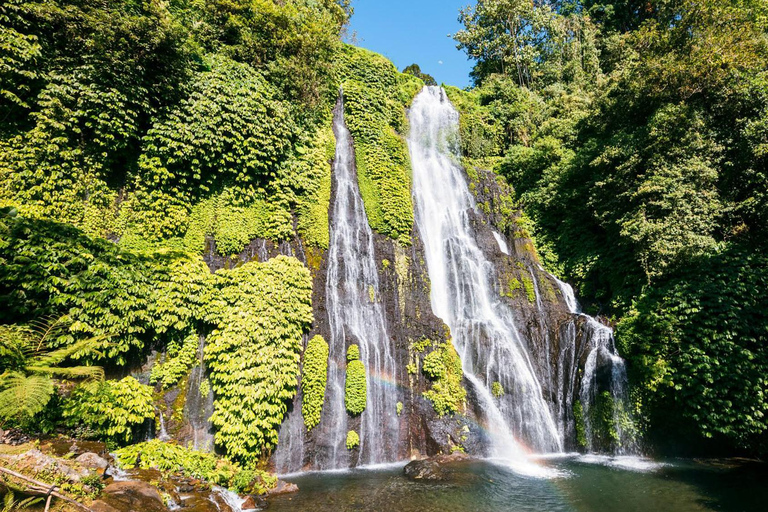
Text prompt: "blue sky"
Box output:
[[346, 1, 475, 89]]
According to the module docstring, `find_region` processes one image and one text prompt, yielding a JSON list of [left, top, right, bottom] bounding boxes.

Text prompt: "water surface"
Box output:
[[269, 456, 767, 512]]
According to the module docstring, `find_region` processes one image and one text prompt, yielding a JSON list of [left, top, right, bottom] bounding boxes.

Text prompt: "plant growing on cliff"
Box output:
[[64, 376, 154, 445], [346, 430, 360, 450], [150, 333, 199, 389], [302, 335, 329, 431], [492, 381, 504, 397], [345, 346, 367, 415], [422, 342, 467, 416], [204, 256, 313, 465], [574, 400, 587, 449]]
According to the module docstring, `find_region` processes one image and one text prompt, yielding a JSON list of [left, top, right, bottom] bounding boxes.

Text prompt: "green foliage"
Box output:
[[588, 391, 620, 450], [491, 381, 504, 397], [64, 376, 154, 445], [0, 485, 42, 512], [114, 440, 277, 494], [422, 342, 467, 416], [573, 400, 587, 449], [617, 247, 768, 450], [301, 335, 329, 431], [150, 333, 199, 389], [346, 430, 359, 450], [0, 317, 103, 423], [293, 121, 335, 249], [345, 359, 367, 416], [0, 0, 193, 236], [455, 0, 600, 88], [0, 214, 212, 365], [0, 0, 40, 112], [397, 401, 403, 415], [346, 344, 360, 362], [336, 45, 419, 243], [191, 0, 350, 108], [444, 86, 504, 160], [521, 274, 536, 303], [118, 55, 296, 244], [402, 64, 437, 86], [422, 350, 445, 379], [204, 256, 313, 465]]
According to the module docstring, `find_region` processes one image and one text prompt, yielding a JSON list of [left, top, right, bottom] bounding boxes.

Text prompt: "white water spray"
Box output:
[[318, 96, 400, 468], [409, 87, 562, 464]]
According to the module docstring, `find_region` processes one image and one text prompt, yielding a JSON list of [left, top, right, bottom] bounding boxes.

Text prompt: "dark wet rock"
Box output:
[[0, 428, 30, 445], [266, 479, 299, 496], [93, 480, 166, 512], [404, 459, 444, 481], [242, 494, 268, 510]]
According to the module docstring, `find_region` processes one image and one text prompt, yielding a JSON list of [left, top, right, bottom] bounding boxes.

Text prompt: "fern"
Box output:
[[0, 317, 104, 421], [0, 372, 54, 420]]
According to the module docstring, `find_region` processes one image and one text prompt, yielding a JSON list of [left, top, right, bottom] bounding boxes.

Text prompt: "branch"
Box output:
[[0, 465, 93, 511]]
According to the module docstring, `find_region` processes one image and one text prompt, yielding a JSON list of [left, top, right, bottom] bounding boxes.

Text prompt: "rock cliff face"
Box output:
[[153, 91, 626, 471]]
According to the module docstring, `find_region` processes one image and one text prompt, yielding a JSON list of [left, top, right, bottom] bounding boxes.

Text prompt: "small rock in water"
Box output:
[[267, 479, 299, 496], [242, 494, 268, 510], [404, 459, 444, 481]]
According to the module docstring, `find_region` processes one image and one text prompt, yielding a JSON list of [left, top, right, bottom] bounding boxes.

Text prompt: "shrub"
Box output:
[[301, 335, 329, 431], [422, 342, 466, 416], [114, 440, 277, 494], [345, 360, 367, 416], [204, 256, 313, 465], [64, 376, 154, 445], [346, 430, 359, 450], [346, 343, 360, 362], [150, 333, 199, 389]]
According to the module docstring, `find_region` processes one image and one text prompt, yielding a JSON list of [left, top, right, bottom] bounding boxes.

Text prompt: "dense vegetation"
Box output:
[[0, 0, 433, 476], [454, 0, 768, 456], [1, 0, 765, 483]]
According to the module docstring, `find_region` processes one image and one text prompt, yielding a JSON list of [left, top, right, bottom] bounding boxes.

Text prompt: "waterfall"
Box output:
[[409, 86, 562, 460], [183, 335, 215, 451], [553, 277, 637, 453], [315, 95, 400, 468]]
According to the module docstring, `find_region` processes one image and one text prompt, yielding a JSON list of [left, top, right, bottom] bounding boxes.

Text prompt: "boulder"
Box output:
[[3, 449, 88, 482], [404, 459, 444, 481], [266, 479, 299, 496], [404, 452, 470, 481], [91, 480, 167, 512], [242, 494, 269, 510], [75, 452, 109, 470]]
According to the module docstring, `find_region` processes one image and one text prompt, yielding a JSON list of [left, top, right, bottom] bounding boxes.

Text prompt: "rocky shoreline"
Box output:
[[0, 431, 296, 512]]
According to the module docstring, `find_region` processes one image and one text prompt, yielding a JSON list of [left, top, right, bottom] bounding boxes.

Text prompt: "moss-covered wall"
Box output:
[[335, 45, 423, 244]]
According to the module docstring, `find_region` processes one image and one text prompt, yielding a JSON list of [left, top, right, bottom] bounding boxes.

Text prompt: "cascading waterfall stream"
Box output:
[[317, 95, 400, 469], [409, 87, 562, 467], [553, 277, 637, 454]]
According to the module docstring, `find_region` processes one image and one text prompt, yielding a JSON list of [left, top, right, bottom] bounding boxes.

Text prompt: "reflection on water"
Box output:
[[269, 457, 768, 512]]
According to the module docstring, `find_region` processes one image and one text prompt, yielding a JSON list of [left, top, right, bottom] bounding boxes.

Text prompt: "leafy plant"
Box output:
[[0, 317, 103, 423], [150, 333, 199, 389], [115, 439, 277, 494], [301, 335, 329, 431], [63, 376, 154, 445], [204, 256, 313, 465], [345, 359, 367, 416], [346, 430, 359, 450], [422, 342, 466, 416]]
